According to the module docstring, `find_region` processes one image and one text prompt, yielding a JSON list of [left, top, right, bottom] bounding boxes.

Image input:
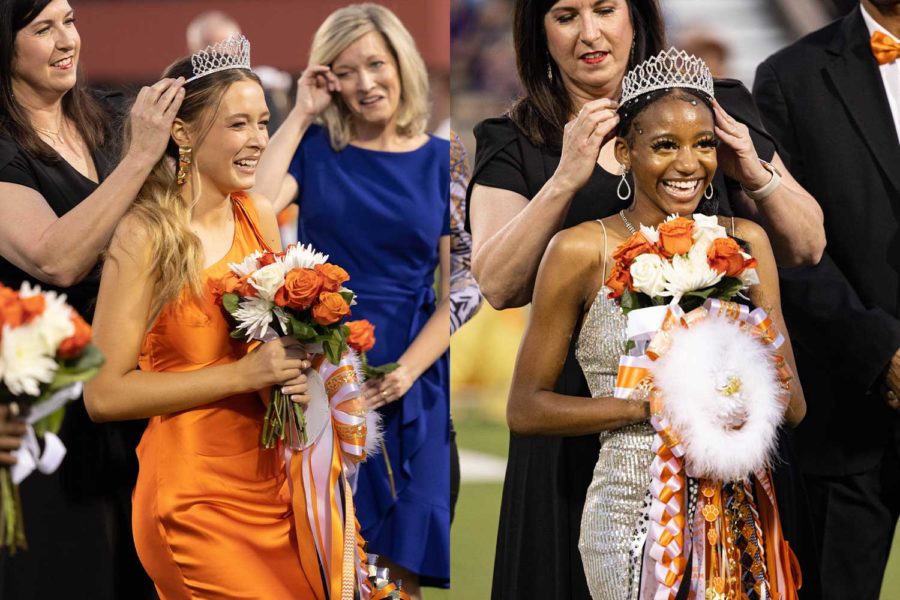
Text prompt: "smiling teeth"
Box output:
[[235, 159, 257, 167], [664, 180, 700, 191], [52, 57, 72, 67]]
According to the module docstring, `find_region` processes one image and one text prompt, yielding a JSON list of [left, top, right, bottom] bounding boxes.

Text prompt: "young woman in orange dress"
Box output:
[[85, 36, 372, 600]]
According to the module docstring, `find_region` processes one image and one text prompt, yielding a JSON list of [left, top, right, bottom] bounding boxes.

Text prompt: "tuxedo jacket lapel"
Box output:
[[825, 9, 900, 196]]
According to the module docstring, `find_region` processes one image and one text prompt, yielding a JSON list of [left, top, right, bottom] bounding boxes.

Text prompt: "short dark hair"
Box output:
[[0, 0, 108, 162], [508, 0, 666, 148]]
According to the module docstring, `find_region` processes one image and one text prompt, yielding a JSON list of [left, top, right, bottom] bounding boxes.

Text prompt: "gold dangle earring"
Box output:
[[177, 146, 192, 185]]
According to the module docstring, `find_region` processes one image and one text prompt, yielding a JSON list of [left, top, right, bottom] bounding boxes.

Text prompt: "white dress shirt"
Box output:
[[861, 3, 900, 146]]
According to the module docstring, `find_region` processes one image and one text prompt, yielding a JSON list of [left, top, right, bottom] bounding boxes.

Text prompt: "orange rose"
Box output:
[[257, 252, 283, 268], [315, 263, 350, 292], [346, 319, 376, 353], [311, 292, 351, 325], [707, 238, 753, 277], [275, 268, 322, 309], [19, 293, 45, 325], [232, 274, 257, 298], [0, 287, 24, 329], [57, 312, 92, 359], [657, 217, 694, 257], [209, 272, 242, 304], [612, 231, 659, 266], [605, 262, 633, 300]]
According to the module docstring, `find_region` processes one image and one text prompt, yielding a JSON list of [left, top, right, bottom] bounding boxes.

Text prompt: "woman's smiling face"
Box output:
[[617, 92, 718, 218], [12, 0, 81, 98]]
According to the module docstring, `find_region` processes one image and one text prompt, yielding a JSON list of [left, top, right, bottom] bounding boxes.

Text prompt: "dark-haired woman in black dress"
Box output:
[[466, 1, 826, 598], [0, 0, 183, 596]]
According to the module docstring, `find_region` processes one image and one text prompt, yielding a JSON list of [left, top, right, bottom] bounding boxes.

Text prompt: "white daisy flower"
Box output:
[[233, 297, 276, 341], [0, 323, 58, 396], [228, 250, 264, 277], [34, 291, 75, 354], [280, 243, 329, 270]]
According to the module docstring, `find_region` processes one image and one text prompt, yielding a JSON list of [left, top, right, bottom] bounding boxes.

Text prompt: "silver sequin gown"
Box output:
[[575, 286, 655, 600]]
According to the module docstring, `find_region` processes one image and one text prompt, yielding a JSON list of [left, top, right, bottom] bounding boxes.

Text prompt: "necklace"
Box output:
[[619, 209, 637, 235], [32, 117, 65, 143]]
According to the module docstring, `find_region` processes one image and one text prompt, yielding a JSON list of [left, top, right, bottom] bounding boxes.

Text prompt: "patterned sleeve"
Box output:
[[449, 132, 482, 335]]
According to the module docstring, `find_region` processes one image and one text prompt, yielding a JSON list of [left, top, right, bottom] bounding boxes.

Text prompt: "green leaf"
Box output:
[[57, 344, 105, 373], [289, 316, 316, 341], [339, 291, 355, 305], [364, 360, 400, 379], [619, 288, 653, 315], [717, 277, 744, 300], [323, 339, 341, 365], [230, 329, 246, 339], [222, 292, 240, 315], [32, 408, 65, 437]]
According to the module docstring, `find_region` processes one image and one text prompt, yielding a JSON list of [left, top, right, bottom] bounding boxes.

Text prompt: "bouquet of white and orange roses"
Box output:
[[211, 243, 361, 449], [605, 213, 759, 312], [0, 281, 103, 552]]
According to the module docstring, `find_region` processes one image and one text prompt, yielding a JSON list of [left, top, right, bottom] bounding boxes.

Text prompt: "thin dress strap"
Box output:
[[730, 215, 736, 238], [598, 219, 609, 283], [231, 192, 274, 253]]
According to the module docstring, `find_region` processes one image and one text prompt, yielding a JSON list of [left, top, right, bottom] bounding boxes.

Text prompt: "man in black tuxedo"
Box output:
[[754, 1, 900, 597]]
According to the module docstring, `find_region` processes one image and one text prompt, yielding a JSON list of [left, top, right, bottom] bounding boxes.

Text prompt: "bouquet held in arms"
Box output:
[[606, 215, 798, 600], [211, 243, 359, 449], [0, 282, 104, 552]]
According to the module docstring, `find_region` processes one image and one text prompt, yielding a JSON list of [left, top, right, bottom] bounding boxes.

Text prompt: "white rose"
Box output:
[[0, 323, 58, 396], [692, 213, 728, 245], [739, 252, 761, 287], [629, 254, 667, 297], [248, 262, 286, 302], [663, 252, 723, 297]]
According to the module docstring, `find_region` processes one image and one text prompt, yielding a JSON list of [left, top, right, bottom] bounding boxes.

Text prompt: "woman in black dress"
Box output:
[[0, 0, 183, 596], [465, 1, 826, 598]]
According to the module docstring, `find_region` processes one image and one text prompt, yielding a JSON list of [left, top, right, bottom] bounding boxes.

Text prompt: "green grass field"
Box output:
[[440, 408, 900, 600]]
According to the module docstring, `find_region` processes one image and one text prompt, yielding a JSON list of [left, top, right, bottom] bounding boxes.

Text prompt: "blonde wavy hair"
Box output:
[[310, 3, 430, 151], [124, 57, 262, 321]]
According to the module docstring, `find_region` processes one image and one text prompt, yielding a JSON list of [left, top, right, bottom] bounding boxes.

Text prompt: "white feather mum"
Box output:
[[649, 317, 783, 481]]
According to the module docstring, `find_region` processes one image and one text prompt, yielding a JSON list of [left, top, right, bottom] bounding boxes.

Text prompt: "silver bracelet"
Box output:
[[740, 159, 782, 202]]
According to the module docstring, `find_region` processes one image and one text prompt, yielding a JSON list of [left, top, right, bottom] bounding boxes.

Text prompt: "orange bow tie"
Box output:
[[872, 31, 900, 65]]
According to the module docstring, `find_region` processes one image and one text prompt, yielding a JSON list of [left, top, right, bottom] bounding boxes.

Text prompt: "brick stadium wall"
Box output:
[[73, 0, 449, 84]]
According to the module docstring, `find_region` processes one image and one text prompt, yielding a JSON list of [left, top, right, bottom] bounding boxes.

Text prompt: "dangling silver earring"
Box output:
[[547, 61, 553, 81], [703, 183, 714, 200], [617, 167, 632, 201]]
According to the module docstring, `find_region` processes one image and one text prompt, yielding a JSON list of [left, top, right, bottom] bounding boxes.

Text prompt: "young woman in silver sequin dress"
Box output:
[[506, 81, 806, 599]]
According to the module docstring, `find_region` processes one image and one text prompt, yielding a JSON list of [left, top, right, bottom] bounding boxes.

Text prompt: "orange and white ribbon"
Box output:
[[614, 298, 794, 600], [292, 351, 374, 600]]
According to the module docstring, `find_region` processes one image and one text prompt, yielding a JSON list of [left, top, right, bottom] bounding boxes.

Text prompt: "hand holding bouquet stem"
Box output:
[[213, 244, 363, 450]]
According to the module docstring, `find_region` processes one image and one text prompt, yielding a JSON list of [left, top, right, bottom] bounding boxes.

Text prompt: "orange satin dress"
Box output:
[[133, 193, 324, 600]]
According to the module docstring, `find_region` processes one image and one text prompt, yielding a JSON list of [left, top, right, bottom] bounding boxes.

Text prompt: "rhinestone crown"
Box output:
[[620, 47, 715, 106], [186, 33, 252, 83]]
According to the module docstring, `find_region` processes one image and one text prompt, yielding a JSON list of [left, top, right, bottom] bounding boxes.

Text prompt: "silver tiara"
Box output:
[[620, 47, 714, 106], [186, 33, 252, 83]]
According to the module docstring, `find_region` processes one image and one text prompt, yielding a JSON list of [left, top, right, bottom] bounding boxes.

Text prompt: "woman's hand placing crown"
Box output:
[[712, 98, 773, 192], [295, 64, 341, 121]]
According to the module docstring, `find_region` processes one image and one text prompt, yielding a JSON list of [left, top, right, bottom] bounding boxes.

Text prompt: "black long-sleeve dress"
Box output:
[[0, 92, 154, 599]]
